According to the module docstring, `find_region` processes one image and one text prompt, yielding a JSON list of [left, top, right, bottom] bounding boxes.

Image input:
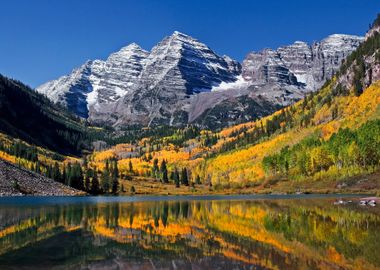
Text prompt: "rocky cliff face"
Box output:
[[104, 31, 242, 126], [241, 34, 364, 106], [37, 32, 363, 129], [335, 26, 380, 94], [37, 44, 149, 118]]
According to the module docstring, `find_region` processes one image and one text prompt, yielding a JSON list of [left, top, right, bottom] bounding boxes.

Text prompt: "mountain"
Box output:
[[37, 31, 241, 125], [0, 74, 88, 155], [37, 32, 363, 129], [240, 34, 364, 105], [37, 43, 150, 118], [104, 31, 242, 127]]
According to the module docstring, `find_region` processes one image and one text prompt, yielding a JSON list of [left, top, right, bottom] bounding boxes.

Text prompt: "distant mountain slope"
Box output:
[[0, 74, 87, 155], [240, 34, 364, 105], [37, 32, 362, 129]]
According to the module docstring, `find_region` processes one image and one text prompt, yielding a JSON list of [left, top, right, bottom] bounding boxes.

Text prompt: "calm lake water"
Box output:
[[0, 195, 378, 270]]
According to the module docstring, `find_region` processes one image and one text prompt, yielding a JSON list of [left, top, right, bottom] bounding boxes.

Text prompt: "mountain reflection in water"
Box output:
[[0, 196, 379, 270]]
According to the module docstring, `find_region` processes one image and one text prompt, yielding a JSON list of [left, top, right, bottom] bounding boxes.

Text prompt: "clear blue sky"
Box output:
[[1, 0, 379, 87]]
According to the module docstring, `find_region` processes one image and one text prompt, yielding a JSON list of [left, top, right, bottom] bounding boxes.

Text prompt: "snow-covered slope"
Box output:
[[105, 31, 242, 126], [37, 32, 363, 129], [37, 43, 149, 118]]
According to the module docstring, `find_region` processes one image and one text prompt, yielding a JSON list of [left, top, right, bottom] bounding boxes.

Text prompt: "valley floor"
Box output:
[[117, 171, 380, 196], [1, 158, 378, 196]]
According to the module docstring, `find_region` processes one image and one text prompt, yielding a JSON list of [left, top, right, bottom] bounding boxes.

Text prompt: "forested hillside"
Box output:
[[0, 75, 89, 155]]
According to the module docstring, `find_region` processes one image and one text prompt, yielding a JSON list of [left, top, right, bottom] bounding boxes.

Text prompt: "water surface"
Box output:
[[0, 195, 378, 270]]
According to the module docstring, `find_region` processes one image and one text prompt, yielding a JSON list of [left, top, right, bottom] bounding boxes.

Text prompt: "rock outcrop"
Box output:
[[240, 34, 364, 106], [0, 159, 85, 196]]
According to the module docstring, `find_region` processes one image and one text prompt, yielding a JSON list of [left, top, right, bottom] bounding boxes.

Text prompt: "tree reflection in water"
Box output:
[[0, 198, 379, 270]]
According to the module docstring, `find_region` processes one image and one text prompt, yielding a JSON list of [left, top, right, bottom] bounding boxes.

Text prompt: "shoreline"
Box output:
[[0, 193, 371, 206]]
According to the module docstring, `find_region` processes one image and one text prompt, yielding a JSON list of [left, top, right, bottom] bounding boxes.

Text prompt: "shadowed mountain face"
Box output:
[[0, 74, 87, 155], [0, 197, 379, 270], [36, 32, 362, 129]]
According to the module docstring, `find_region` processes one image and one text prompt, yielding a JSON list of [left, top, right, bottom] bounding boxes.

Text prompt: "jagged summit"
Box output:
[[172, 30, 191, 37], [240, 33, 363, 105], [37, 41, 150, 117], [37, 31, 363, 128]]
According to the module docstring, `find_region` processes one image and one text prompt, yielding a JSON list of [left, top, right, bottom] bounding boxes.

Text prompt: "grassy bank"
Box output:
[[116, 170, 380, 196]]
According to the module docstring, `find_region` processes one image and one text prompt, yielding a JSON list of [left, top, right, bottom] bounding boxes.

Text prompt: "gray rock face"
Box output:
[[336, 28, 380, 92], [37, 32, 363, 129], [242, 34, 364, 105], [106, 31, 242, 126], [37, 44, 149, 118]]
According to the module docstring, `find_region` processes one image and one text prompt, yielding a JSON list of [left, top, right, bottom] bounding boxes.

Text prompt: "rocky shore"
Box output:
[[0, 159, 85, 196]]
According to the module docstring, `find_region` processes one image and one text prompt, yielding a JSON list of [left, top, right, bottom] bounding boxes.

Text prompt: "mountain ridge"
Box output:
[[36, 31, 363, 129]]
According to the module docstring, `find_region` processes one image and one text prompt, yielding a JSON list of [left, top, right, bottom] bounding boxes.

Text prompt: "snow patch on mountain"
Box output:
[[211, 75, 249, 92]]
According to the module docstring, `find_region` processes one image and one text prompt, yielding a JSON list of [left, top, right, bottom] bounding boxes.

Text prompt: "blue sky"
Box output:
[[1, 0, 379, 87]]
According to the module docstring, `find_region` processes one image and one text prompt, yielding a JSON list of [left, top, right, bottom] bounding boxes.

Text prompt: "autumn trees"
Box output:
[[262, 120, 380, 179], [151, 158, 191, 187]]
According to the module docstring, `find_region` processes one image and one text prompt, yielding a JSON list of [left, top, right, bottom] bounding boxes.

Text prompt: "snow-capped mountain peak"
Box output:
[[36, 43, 150, 117], [37, 31, 363, 128]]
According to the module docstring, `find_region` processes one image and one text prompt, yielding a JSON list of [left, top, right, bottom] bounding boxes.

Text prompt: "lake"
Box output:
[[0, 194, 378, 270]]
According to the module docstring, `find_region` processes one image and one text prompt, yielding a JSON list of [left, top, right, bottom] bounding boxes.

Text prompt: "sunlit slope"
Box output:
[[201, 81, 380, 186]]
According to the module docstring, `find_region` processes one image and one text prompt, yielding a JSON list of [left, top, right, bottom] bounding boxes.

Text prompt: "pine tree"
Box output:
[[128, 159, 133, 173], [35, 160, 41, 174], [160, 159, 168, 183], [52, 162, 61, 182], [91, 169, 101, 195], [181, 168, 189, 186], [83, 156, 88, 169], [111, 160, 119, 194], [101, 168, 110, 193], [170, 171, 175, 181], [112, 160, 119, 178], [152, 158, 159, 179], [195, 175, 201, 184], [85, 168, 93, 191], [61, 163, 66, 183], [66, 163, 72, 186], [70, 162, 84, 190], [174, 168, 180, 188]]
